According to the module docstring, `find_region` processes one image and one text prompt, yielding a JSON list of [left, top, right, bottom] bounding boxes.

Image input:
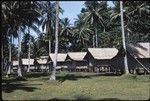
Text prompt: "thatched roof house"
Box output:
[[85, 48, 118, 66], [49, 53, 67, 69], [66, 52, 88, 71], [36, 58, 48, 64], [67, 52, 87, 61], [112, 42, 150, 73], [22, 59, 34, 65], [87, 48, 118, 60], [127, 42, 150, 58], [49, 53, 67, 62], [84, 48, 118, 72], [12, 60, 19, 70], [35, 56, 50, 70], [12, 60, 19, 66]]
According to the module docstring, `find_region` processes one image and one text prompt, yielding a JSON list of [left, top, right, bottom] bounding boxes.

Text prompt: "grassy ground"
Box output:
[[2, 72, 150, 100]]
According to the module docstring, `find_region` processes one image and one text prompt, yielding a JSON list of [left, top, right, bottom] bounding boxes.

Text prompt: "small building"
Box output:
[[49, 53, 67, 71], [85, 48, 118, 72], [12, 60, 19, 71], [22, 59, 35, 70], [66, 52, 88, 72], [36, 56, 50, 71], [112, 42, 150, 74]]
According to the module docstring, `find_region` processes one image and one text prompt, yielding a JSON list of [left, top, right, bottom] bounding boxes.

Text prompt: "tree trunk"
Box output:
[[95, 23, 98, 47], [93, 35, 95, 48], [120, 1, 129, 74], [17, 28, 22, 77], [6, 35, 12, 77], [48, 40, 51, 72], [103, 26, 106, 33], [27, 37, 31, 72], [49, 40, 51, 55], [27, 27, 31, 73], [1, 40, 4, 74], [49, 1, 59, 80]]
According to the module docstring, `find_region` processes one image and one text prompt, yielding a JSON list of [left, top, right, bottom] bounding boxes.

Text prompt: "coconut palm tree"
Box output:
[[49, 1, 59, 80], [83, 1, 105, 47], [2, 1, 42, 78], [59, 17, 75, 52], [40, 1, 55, 55], [120, 1, 129, 74]]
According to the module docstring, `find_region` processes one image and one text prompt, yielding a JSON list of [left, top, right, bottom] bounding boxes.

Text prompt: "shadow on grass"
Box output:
[[2, 82, 40, 93], [48, 98, 121, 101], [41, 72, 122, 83], [2, 77, 27, 85], [85, 72, 123, 77], [57, 74, 91, 82], [25, 72, 49, 78]]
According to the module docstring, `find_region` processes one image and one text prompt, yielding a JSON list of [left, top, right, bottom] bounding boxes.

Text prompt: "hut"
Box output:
[[36, 56, 50, 72], [12, 60, 19, 72], [66, 52, 88, 72], [85, 48, 118, 73], [112, 42, 150, 74], [49, 53, 67, 71], [22, 59, 35, 71]]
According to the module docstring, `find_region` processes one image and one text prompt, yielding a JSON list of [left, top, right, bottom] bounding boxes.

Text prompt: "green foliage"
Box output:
[[2, 1, 150, 59]]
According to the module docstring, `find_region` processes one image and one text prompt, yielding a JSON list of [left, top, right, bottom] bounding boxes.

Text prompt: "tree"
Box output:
[[40, 1, 63, 55], [59, 17, 74, 52], [74, 15, 93, 50], [83, 1, 105, 47], [120, 1, 129, 74], [2, 1, 42, 78], [41, 1, 55, 55], [49, 1, 59, 80]]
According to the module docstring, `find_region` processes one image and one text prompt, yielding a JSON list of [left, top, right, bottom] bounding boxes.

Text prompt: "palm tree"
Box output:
[[74, 16, 93, 50], [49, 1, 59, 80], [41, 1, 55, 55], [120, 1, 129, 74], [83, 1, 105, 47], [59, 17, 75, 52], [2, 1, 42, 78]]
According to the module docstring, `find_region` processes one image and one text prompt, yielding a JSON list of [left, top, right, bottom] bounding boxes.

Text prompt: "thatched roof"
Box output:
[[49, 53, 67, 62], [22, 59, 34, 65], [67, 52, 87, 61], [127, 42, 150, 58], [40, 56, 49, 59], [37, 58, 48, 64], [12, 61, 19, 66], [88, 48, 118, 59]]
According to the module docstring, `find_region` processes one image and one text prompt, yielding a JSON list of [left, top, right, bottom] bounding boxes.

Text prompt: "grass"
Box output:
[[2, 72, 150, 100]]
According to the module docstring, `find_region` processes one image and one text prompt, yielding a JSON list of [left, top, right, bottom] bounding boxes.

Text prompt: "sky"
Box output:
[[60, 1, 114, 25], [14, 1, 114, 46]]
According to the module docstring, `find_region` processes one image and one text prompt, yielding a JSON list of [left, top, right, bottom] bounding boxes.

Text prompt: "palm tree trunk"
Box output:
[[27, 37, 31, 72], [17, 28, 22, 77], [103, 26, 106, 33], [49, 40, 51, 54], [6, 35, 12, 77], [120, 1, 129, 74], [1, 40, 4, 74], [95, 23, 98, 47], [27, 27, 31, 73], [93, 35, 95, 48], [48, 39, 51, 72], [49, 1, 59, 80]]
